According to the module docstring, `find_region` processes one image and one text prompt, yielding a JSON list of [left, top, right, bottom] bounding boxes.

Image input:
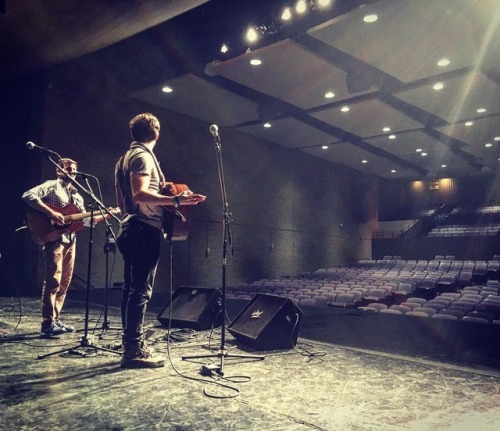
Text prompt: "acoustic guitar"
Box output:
[[162, 183, 191, 241], [26, 203, 120, 245]]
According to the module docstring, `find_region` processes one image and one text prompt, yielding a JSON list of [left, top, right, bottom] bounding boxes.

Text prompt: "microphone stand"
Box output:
[[181, 128, 264, 375], [98, 225, 120, 336], [37, 153, 120, 359]]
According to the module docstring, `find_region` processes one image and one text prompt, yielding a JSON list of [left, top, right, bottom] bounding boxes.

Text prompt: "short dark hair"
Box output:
[[129, 113, 160, 143], [58, 158, 78, 169]]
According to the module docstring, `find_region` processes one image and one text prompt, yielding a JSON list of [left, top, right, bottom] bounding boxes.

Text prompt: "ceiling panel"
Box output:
[[237, 118, 340, 149], [366, 130, 479, 176], [308, 0, 485, 83], [436, 115, 500, 163], [301, 142, 420, 179], [311, 98, 422, 138], [206, 39, 377, 109], [131, 73, 259, 127], [393, 72, 500, 124]]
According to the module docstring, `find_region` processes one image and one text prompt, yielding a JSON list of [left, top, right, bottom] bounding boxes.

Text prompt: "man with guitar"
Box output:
[[22, 158, 108, 337], [115, 112, 205, 368]]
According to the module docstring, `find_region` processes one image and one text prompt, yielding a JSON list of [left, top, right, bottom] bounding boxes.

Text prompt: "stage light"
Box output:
[[281, 7, 292, 21], [296, 0, 307, 15], [317, 0, 332, 9], [245, 27, 260, 44]]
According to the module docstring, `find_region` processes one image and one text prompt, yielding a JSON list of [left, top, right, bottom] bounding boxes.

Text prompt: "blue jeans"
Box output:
[[117, 218, 162, 345]]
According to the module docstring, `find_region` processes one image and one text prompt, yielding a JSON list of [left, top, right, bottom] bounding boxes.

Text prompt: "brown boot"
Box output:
[[121, 341, 165, 369]]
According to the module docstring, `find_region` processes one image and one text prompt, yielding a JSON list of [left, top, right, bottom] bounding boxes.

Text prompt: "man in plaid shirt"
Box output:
[[23, 158, 103, 337]]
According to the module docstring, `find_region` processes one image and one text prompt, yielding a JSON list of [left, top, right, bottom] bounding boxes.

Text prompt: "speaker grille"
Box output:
[[228, 294, 302, 350], [157, 286, 221, 330]]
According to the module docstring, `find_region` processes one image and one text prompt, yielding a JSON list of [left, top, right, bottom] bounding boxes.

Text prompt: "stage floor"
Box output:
[[1, 296, 500, 431]]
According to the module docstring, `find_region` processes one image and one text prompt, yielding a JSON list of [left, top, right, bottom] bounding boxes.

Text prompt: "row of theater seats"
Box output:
[[428, 225, 500, 237], [360, 287, 500, 324], [227, 257, 500, 325]]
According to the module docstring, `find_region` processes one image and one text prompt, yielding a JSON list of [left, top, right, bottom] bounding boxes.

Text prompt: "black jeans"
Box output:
[[117, 218, 162, 345]]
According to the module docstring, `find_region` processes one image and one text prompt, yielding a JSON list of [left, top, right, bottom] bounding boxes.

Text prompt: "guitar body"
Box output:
[[26, 204, 120, 245], [26, 203, 85, 245], [162, 183, 191, 241]]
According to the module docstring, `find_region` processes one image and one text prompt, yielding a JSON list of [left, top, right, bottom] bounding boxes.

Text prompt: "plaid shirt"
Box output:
[[23, 178, 86, 244]]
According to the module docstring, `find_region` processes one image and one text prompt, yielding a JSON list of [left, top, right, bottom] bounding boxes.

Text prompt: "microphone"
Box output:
[[26, 141, 60, 157], [209, 124, 219, 138], [73, 170, 97, 179]]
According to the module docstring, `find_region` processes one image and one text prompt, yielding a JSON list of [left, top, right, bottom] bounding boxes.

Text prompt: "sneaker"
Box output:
[[121, 341, 165, 369], [56, 320, 76, 333], [40, 321, 66, 337]]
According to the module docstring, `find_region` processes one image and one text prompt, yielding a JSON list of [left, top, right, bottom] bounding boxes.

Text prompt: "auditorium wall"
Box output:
[[3, 65, 374, 297]]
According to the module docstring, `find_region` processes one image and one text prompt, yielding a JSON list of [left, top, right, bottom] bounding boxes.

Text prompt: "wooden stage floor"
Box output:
[[1, 296, 499, 431]]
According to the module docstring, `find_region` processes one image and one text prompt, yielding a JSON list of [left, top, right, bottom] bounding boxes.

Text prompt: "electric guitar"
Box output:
[[26, 203, 120, 245]]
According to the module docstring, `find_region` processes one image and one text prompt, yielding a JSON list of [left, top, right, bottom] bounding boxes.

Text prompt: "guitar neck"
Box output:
[[64, 210, 98, 223]]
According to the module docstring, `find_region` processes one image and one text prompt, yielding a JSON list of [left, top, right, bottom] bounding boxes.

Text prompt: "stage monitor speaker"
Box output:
[[227, 293, 302, 351], [157, 286, 221, 331]]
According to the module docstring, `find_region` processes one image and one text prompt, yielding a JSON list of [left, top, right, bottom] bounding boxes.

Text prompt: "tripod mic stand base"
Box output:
[[37, 335, 122, 360], [182, 350, 265, 377]]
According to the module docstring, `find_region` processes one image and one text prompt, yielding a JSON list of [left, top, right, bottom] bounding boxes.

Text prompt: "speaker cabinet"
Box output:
[[157, 286, 221, 330], [228, 293, 302, 350]]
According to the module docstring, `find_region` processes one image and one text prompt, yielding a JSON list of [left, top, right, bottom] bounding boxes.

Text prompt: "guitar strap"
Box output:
[[129, 142, 165, 184]]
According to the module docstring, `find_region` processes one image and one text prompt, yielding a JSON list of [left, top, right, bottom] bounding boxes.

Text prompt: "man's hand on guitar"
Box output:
[[177, 190, 206, 206], [49, 210, 66, 226]]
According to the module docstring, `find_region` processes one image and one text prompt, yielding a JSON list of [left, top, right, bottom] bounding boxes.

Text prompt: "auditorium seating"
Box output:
[[226, 256, 500, 327]]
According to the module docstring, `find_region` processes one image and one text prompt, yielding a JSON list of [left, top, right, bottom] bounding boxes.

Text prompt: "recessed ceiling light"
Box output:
[[363, 14, 378, 23], [263, 122, 272, 128], [391, 169, 397, 173], [416, 148, 423, 152], [340, 106, 350, 112], [465, 121, 474, 127], [485, 142, 493, 147], [437, 58, 450, 67], [421, 152, 428, 156], [433, 82, 444, 91], [322, 145, 328, 150], [388, 134, 396, 140], [324, 91, 335, 99], [441, 164, 447, 168], [161, 86, 173, 93], [220, 43, 229, 54], [494, 136, 500, 141], [250, 58, 262, 66], [382, 127, 391, 132], [362, 159, 368, 164], [477, 107, 486, 113]]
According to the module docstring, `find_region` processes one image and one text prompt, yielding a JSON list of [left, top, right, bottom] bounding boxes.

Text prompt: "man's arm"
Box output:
[[131, 174, 205, 206]]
